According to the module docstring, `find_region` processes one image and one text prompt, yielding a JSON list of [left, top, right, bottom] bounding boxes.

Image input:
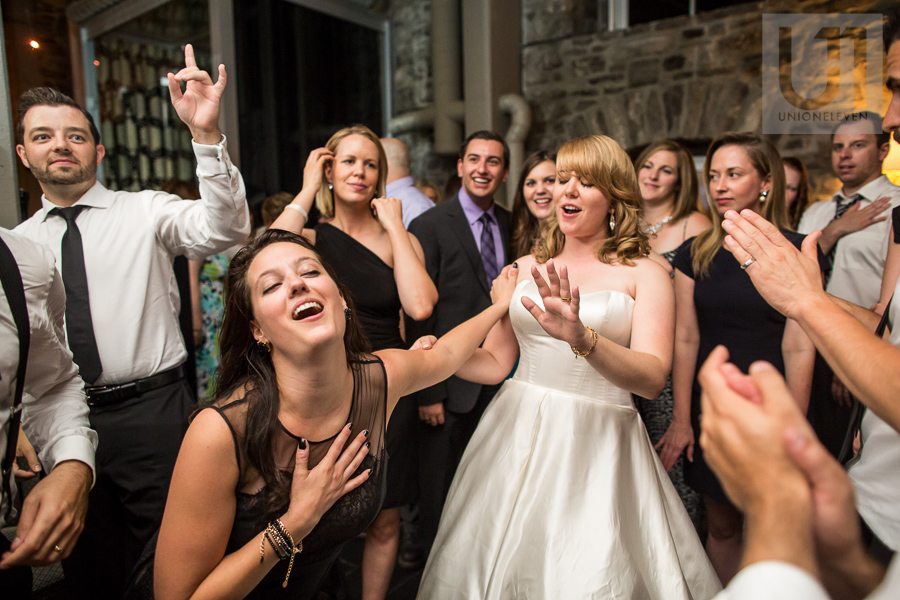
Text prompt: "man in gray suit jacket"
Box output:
[[407, 130, 511, 546]]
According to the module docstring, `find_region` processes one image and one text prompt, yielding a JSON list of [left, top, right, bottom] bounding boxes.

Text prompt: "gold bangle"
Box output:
[[571, 326, 598, 358]]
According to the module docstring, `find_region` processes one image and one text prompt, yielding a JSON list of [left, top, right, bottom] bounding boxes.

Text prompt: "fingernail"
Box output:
[[366, 469, 372, 476], [749, 361, 776, 373], [298, 438, 307, 450], [513, 262, 518, 268], [363, 429, 369, 437], [365, 442, 370, 449], [347, 422, 352, 431]]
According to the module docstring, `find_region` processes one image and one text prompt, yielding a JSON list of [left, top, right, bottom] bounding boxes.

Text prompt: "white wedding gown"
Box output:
[[417, 281, 721, 599]]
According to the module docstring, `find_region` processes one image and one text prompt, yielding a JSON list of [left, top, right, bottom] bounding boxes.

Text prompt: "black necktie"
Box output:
[[824, 193, 863, 288], [479, 213, 499, 285], [51, 206, 102, 384]]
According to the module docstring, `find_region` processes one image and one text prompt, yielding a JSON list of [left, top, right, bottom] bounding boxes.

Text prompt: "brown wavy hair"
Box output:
[[781, 156, 810, 230], [214, 229, 371, 509], [315, 124, 388, 219], [691, 132, 788, 278], [534, 135, 650, 266], [510, 150, 555, 259], [633, 139, 701, 221]]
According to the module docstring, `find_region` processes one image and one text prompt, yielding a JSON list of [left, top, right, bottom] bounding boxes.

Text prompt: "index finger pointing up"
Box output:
[[184, 43, 196, 68]]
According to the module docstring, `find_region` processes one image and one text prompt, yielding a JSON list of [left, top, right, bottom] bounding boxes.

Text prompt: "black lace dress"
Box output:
[[124, 357, 388, 600]]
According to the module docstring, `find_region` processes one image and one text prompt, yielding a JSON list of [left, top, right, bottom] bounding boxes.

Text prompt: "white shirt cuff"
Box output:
[[718, 562, 828, 600], [192, 135, 229, 172]]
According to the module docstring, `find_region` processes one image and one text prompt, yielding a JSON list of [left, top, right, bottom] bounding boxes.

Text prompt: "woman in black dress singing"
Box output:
[[271, 124, 437, 600], [151, 229, 516, 599], [662, 132, 816, 584]]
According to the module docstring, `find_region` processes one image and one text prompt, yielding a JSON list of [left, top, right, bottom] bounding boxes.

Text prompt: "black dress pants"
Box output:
[[62, 379, 193, 600], [0, 534, 32, 598], [416, 383, 499, 549]]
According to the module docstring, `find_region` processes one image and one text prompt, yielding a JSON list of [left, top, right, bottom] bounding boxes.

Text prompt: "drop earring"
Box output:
[[609, 212, 616, 233], [345, 307, 352, 320], [759, 190, 769, 202]]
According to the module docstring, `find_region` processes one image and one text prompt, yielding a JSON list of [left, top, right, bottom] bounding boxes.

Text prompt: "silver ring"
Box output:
[[740, 257, 756, 270]]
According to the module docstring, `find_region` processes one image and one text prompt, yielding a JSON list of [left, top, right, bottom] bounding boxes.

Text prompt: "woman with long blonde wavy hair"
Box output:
[[417, 135, 721, 600], [661, 132, 816, 585]]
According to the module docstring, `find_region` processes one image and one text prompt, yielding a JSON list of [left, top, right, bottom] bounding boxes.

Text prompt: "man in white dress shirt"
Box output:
[[13, 45, 250, 597], [381, 137, 436, 227], [0, 228, 97, 596]]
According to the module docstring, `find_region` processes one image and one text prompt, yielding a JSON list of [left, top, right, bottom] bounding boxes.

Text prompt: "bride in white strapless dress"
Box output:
[[417, 135, 721, 600]]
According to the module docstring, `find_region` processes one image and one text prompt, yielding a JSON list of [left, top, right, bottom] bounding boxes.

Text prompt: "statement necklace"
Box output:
[[641, 215, 673, 235]]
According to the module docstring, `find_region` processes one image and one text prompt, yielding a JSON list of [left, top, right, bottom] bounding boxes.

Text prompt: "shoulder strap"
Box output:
[[0, 235, 31, 521]]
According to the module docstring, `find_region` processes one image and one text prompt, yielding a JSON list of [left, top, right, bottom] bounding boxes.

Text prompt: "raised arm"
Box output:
[[520, 259, 673, 400], [158, 44, 250, 258], [269, 148, 334, 235], [371, 196, 438, 320], [378, 266, 517, 414], [657, 268, 699, 471]]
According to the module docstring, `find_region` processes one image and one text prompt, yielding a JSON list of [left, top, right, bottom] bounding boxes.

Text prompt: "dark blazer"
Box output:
[[407, 194, 511, 414]]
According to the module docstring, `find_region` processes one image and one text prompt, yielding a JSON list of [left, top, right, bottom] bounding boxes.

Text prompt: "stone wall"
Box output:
[[389, 0, 896, 202]]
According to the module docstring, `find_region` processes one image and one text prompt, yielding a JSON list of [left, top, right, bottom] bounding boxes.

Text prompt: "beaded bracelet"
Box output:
[[258, 519, 304, 588]]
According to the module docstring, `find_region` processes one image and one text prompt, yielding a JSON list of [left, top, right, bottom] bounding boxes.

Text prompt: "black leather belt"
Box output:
[[86, 365, 186, 407]]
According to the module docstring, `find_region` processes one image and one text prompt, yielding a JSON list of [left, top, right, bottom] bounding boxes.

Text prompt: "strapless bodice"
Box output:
[[510, 280, 635, 405]]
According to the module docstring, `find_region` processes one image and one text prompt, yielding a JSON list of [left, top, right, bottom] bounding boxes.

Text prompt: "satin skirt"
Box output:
[[417, 379, 721, 599]]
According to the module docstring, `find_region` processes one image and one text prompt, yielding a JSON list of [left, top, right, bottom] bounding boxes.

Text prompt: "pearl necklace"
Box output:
[[641, 215, 673, 235]]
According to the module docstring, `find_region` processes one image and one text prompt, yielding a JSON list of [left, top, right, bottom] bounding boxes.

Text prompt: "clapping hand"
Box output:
[[167, 43, 226, 144], [521, 259, 592, 350]]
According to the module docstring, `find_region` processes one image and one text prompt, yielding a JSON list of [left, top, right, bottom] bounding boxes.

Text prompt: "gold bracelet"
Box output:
[[571, 326, 598, 358], [274, 518, 303, 588]]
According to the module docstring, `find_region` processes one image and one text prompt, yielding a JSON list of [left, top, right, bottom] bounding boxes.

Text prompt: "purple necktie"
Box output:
[[479, 212, 499, 285]]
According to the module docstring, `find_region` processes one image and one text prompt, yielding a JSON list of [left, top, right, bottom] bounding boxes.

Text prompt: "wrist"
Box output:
[[570, 326, 598, 357], [190, 127, 223, 145]]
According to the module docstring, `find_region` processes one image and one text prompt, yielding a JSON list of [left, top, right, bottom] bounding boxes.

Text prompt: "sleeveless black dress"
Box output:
[[124, 357, 388, 600], [315, 223, 416, 507], [672, 232, 807, 505]]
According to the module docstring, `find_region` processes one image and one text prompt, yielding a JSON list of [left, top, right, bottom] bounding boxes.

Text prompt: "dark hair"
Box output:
[[215, 229, 371, 508], [510, 150, 555, 259], [17, 87, 101, 145], [886, 9, 900, 53], [781, 156, 811, 230], [459, 130, 510, 169], [832, 111, 891, 147]]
